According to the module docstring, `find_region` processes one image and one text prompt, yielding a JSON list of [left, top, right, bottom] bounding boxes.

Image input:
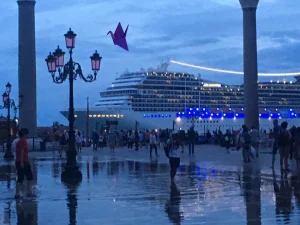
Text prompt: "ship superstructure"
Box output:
[[60, 62, 300, 133]]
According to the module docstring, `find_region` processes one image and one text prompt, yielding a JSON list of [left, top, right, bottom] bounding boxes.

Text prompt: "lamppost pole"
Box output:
[[45, 28, 102, 184], [7, 98, 11, 156], [67, 49, 76, 167], [1, 83, 24, 160]]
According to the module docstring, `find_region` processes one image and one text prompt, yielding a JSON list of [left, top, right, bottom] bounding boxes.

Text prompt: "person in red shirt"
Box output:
[[15, 128, 35, 198]]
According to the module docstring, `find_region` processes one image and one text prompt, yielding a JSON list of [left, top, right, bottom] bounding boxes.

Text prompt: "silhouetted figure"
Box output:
[[135, 130, 139, 151], [187, 127, 195, 155]]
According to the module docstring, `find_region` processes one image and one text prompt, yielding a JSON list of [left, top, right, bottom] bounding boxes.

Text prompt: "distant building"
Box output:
[[0, 115, 18, 145]]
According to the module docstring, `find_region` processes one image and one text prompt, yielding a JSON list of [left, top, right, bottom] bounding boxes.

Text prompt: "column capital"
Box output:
[[17, 0, 36, 5], [239, 0, 259, 9]]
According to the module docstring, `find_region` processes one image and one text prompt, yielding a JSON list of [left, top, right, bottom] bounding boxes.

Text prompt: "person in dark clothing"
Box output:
[[187, 127, 195, 155], [278, 122, 291, 171], [238, 125, 251, 163], [289, 126, 297, 160], [224, 130, 231, 153], [92, 130, 99, 151], [179, 130, 185, 153], [206, 130, 212, 144], [272, 119, 280, 168], [134, 130, 139, 151]]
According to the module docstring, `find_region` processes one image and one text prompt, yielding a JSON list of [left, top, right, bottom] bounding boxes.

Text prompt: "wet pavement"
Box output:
[[0, 145, 299, 225]]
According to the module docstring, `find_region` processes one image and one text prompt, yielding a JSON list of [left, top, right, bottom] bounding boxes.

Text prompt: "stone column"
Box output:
[[17, 0, 37, 136], [239, 0, 259, 129]]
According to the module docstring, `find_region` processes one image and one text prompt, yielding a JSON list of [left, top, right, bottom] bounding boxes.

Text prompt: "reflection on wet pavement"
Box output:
[[0, 157, 299, 224]]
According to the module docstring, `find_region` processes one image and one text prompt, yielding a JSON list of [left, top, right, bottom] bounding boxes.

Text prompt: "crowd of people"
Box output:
[[213, 120, 300, 171], [50, 121, 300, 174], [13, 119, 300, 199]]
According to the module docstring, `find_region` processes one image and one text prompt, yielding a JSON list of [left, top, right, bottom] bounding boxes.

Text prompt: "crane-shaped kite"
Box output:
[[107, 22, 129, 51]]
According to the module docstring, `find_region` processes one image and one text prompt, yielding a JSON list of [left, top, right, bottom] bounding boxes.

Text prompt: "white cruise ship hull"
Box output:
[[61, 108, 300, 134]]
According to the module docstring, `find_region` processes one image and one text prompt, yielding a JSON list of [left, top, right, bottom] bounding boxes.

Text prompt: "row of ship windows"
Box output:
[[106, 86, 300, 93], [132, 99, 300, 104], [132, 102, 294, 108], [143, 114, 172, 118], [103, 89, 300, 95], [87, 114, 124, 118]]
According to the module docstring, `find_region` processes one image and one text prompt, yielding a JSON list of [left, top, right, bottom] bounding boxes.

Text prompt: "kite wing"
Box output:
[[114, 22, 124, 38]]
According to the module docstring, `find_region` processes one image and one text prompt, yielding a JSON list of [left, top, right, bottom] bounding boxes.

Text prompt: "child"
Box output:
[[15, 128, 36, 198]]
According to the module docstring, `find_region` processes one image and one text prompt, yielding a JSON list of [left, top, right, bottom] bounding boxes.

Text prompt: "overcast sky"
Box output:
[[0, 0, 299, 125]]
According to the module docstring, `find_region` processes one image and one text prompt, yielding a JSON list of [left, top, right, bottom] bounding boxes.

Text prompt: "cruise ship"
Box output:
[[60, 62, 300, 134]]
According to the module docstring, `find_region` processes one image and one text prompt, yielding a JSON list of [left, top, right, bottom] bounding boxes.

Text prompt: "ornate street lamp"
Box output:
[[0, 83, 24, 160], [45, 28, 102, 183]]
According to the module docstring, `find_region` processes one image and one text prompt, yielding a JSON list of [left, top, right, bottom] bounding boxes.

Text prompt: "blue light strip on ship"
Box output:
[[175, 108, 299, 119]]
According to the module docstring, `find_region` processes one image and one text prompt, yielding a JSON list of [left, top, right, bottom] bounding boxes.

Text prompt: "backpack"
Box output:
[[278, 129, 289, 147]]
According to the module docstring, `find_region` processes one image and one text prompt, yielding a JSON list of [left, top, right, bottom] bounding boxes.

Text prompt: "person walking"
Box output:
[[224, 130, 231, 153], [271, 120, 280, 168], [127, 130, 134, 150], [59, 131, 68, 157], [15, 128, 35, 199], [250, 126, 260, 158], [99, 133, 104, 150], [150, 130, 158, 157], [238, 125, 251, 163], [108, 132, 116, 153], [278, 122, 291, 172], [134, 130, 139, 151], [92, 130, 99, 151], [145, 130, 150, 149], [52, 129, 60, 154], [187, 127, 195, 155], [76, 131, 83, 153], [179, 130, 185, 153]]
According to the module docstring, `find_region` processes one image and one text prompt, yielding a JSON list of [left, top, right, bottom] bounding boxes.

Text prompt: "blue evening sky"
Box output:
[[0, 0, 299, 125]]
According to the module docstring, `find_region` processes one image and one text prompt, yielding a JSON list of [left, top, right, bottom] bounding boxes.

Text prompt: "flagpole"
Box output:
[[185, 76, 187, 110], [198, 74, 201, 109], [86, 96, 89, 146]]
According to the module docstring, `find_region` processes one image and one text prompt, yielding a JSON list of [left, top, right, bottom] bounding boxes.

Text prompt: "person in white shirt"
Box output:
[[76, 131, 83, 153], [150, 130, 158, 157]]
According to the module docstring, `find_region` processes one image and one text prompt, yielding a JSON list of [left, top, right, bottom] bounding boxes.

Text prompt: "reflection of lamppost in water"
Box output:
[[65, 184, 78, 225], [0, 83, 23, 160], [45, 28, 102, 183]]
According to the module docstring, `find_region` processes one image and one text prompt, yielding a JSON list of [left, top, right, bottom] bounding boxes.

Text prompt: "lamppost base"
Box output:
[[4, 152, 14, 160], [61, 165, 82, 185]]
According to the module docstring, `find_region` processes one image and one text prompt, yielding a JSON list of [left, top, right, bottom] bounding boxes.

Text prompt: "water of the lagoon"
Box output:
[[0, 157, 299, 225]]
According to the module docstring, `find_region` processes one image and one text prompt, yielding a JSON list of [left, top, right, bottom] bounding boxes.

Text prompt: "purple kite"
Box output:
[[107, 22, 129, 51]]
